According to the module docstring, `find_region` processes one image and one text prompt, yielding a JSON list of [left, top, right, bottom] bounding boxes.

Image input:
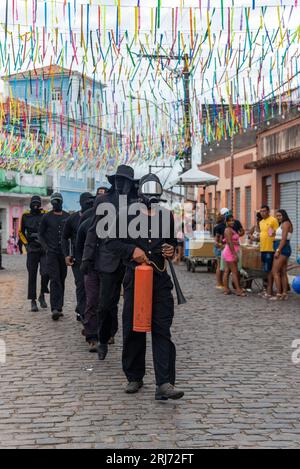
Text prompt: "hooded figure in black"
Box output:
[[81, 165, 138, 360], [19, 195, 49, 312], [105, 173, 184, 401], [75, 196, 105, 353], [62, 192, 94, 321], [39, 193, 70, 321]]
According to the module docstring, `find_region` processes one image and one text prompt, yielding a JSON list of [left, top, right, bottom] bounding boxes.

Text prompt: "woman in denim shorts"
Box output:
[[271, 209, 293, 301]]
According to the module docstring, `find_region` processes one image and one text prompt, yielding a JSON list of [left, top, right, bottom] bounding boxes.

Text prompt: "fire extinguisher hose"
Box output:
[[147, 259, 167, 273]]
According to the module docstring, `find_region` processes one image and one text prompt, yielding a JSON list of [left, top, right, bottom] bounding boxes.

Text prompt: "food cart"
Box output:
[[170, 168, 219, 273], [185, 234, 216, 273], [236, 244, 267, 293]]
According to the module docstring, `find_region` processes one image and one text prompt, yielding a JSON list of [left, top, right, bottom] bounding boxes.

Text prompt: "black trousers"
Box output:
[[98, 265, 125, 345], [46, 252, 68, 312], [122, 269, 176, 387], [72, 262, 86, 318], [27, 250, 49, 300], [83, 270, 100, 342]]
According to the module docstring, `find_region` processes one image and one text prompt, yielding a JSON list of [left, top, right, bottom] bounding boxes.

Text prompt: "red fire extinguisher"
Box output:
[[133, 263, 153, 333]]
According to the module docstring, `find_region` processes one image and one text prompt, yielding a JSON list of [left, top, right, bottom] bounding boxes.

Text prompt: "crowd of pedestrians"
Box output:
[[213, 205, 294, 300]]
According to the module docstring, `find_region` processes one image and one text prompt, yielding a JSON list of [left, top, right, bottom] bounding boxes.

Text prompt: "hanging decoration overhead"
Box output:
[[0, 0, 299, 171]]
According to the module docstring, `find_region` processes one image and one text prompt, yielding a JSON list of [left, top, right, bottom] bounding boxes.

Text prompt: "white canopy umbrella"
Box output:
[[170, 168, 219, 187], [169, 168, 220, 234]]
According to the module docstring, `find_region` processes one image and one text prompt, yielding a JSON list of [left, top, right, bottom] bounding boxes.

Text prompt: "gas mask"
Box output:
[[115, 176, 133, 196], [51, 200, 63, 213], [138, 175, 164, 208]]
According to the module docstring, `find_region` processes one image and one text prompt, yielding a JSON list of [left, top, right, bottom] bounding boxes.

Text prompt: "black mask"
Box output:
[[81, 200, 94, 213], [30, 204, 41, 215], [116, 177, 132, 196], [52, 201, 63, 213]]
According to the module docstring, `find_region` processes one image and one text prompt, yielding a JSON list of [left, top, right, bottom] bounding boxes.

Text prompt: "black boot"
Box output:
[[52, 310, 60, 321], [31, 300, 39, 312], [38, 294, 48, 309], [97, 344, 108, 361]]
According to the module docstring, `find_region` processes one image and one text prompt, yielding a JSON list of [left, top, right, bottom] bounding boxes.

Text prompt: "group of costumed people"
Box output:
[[19, 165, 184, 401]]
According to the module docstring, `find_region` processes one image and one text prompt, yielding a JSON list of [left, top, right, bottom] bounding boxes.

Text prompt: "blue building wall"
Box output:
[[8, 74, 103, 124], [61, 191, 81, 212], [59, 175, 87, 212], [8, 76, 69, 112], [7, 71, 106, 211]]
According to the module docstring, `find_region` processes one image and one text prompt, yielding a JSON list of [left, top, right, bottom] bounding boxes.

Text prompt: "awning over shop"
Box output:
[[245, 148, 300, 170], [170, 168, 219, 187]]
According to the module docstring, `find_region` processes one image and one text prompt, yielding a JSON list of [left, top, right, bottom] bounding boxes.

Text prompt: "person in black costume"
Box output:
[[76, 203, 101, 353], [39, 193, 69, 321], [105, 174, 184, 401], [62, 192, 94, 322], [81, 165, 137, 360], [19, 195, 49, 312]]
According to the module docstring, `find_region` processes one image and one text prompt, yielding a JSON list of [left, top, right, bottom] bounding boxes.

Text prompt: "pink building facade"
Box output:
[[199, 146, 258, 231]]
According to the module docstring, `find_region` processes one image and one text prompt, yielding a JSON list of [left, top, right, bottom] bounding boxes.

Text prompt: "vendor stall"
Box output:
[[237, 244, 267, 293], [170, 168, 219, 273], [186, 233, 216, 273]]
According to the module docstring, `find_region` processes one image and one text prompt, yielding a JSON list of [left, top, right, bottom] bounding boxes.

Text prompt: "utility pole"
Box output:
[[182, 53, 192, 172], [149, 163, 173, 174], [138, 52, 192, 173]]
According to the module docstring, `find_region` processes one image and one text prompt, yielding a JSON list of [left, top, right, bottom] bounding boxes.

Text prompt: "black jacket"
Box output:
[[105, 205, 177, 273], [75, 217, 93, 262], [19, 210, 47, 253], [82, 190, 137, 274], [62, 211, 82, 258], [39, 211, 70, 255]]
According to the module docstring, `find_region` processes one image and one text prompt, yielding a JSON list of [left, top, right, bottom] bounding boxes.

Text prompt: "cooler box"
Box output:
[[189, 239, 215, 257], [193, 230, 212, 240], [184, 238, 189, 257], [240, 245, 262, 270]]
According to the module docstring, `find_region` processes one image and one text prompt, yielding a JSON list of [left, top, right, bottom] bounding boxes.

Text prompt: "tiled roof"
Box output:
[[5, 65, 70, 80], [4, 65, 105, 87]]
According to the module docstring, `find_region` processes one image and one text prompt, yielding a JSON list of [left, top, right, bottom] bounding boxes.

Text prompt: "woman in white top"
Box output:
[[271, 209, 293, 301]]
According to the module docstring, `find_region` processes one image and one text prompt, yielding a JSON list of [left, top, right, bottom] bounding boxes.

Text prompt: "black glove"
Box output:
[[80, 259, 94, 275]]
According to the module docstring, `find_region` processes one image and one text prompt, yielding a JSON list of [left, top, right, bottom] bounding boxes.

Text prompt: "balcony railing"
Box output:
[[0, 170, 49, 196], [0, 170, 17, 190]]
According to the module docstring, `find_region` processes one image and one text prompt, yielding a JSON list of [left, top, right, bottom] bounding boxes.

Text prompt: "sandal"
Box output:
[[269, 294, 283, 301], [223, 290, 232, 295], [260, 293, 272, 299], [236, 291, 247, 297]]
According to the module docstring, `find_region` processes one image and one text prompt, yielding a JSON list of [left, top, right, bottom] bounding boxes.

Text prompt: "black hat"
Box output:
[[80, 192, 94, 205], [107, 165, 135, 184], [30, 195, 42, 206]]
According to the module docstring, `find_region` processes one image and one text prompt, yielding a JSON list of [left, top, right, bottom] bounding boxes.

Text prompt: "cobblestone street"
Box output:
[[1, 254, 300, 449]]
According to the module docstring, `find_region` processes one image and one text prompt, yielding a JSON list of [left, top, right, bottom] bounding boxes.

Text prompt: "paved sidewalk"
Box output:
[[1, 254, 300, 449]]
